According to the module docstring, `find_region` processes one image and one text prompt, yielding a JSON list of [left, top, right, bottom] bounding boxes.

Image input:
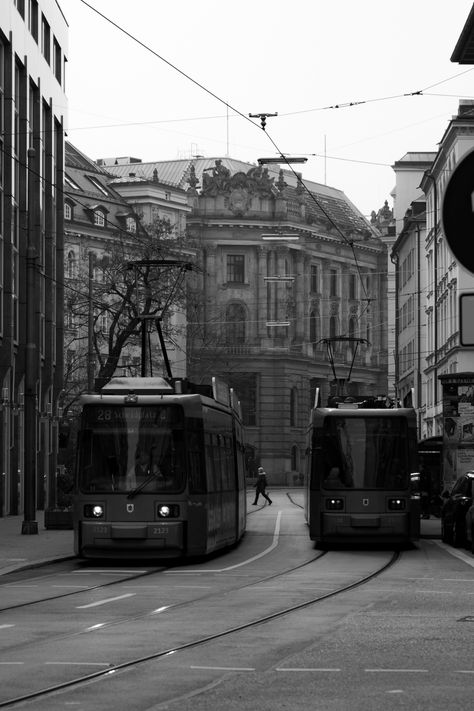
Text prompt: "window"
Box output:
[[290, 387, 298, 427], [349, 274, 357, 300], [64, 202, 72, 221], [86, 175, 109, 196], [225, 303, 246, 343], [310, 265, 318, 292], [41, 14, 50, 64], [226, 254, 245, 283], [94, 210, 105, 227], [29, 0, 38, 41], [66, 250, 76, 278], [329, 269, 338, 296], [126, 216, 136, 233], [310, 309, 319, 343], [15, 0, 25, 18], [66, 299, 75, 329], [330, 316, 338, 339], [64, 174, 80, 190], [53, 38, 61, 83]]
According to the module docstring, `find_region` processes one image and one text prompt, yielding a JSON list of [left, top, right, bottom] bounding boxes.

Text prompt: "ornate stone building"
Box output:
[[105, 156, 389, 481]]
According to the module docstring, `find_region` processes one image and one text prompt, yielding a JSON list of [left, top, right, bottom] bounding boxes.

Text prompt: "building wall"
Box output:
[[0, 1, 67, 515], [182, 161, 388, 480]]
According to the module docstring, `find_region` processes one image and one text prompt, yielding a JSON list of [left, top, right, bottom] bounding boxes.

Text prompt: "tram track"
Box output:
[[0, 549, 401, 709], [0, 492, 301, 614]]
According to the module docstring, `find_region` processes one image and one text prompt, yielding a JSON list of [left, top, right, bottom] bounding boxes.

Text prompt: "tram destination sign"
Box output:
[[442, 149, 474, 274]]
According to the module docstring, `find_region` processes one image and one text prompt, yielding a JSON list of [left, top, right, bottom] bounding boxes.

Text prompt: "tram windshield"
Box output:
[[322, 416, 409, 490], [77, 405, 186, 494]]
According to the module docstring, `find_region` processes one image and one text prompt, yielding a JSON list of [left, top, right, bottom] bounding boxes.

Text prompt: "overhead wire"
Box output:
[[42, 3, 470, 353]]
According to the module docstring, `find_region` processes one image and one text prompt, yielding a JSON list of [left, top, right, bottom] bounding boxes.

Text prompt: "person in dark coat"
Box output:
[[253, 466, 272, 505]]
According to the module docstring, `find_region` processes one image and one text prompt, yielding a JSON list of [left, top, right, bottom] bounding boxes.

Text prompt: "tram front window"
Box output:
[[322, 416, 409, 489], [78, 405, 186, 494]]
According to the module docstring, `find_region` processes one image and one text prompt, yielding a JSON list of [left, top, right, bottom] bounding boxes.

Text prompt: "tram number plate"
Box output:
[[150, 526, 168, 537]]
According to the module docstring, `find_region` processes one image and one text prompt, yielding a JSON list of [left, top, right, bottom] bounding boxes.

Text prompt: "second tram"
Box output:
[[304, 393, 420, 546], [73, 376, 247, 559]]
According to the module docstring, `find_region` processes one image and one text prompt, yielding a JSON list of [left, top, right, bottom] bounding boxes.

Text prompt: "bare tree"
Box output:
[[63, 217, 197, 397]]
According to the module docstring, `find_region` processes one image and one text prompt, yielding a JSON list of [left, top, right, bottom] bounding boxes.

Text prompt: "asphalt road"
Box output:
[[0, 492, 473, 711]]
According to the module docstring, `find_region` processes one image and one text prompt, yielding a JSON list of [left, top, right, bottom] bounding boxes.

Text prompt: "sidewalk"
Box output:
[[0, 511, 75, 577]]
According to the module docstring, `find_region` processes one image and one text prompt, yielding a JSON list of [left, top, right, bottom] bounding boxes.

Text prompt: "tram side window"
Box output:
[[187, 430, 206, 494], [204, 432, 236, 492]]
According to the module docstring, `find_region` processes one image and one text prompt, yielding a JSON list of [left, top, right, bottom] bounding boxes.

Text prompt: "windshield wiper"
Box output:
[[127, 468, 161, 499]]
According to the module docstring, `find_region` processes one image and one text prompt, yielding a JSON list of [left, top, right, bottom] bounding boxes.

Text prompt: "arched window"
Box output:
[[64, 202, 72, 220], [290, 386, 298, 427], [66, 250, 76, 279], [225, 303, 246, 343]]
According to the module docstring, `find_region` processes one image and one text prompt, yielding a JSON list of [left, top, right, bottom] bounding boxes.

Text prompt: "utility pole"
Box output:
[[22, 147, 38, 535], [87, 252, 95, 391]]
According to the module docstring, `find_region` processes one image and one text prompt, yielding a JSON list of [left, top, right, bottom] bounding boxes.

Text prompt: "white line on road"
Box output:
[[0, 662, 24, 665], [190, 666, 255, 671], [167, 511, 283, 574], [276, 668, 341, 672], [365, 669, 428, 673], [73, 570, 147, 574], [76, 593, 135, 609], [431, 541, 474, 568], [0, 625, 15, 630], [44, 661, 110, 666]]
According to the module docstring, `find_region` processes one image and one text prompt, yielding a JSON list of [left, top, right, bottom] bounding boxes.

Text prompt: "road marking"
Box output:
[[365, 669, 428, 673], [73, 570, 147, 574], [0, 662, 24, 665], [276, 668, 341, 672], [45, 662, 110, 666], [76, 593, 135, 608], [190, 666, 255, 671], [432, 541, 474, 568], [167, 511, 283, 573], [0, 625, 15, 630]]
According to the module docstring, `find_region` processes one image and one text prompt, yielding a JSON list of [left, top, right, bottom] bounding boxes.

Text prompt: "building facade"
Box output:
[[105, 157, 390, 481], [63, 142, 192, 403], [0, 1, 67, 517]]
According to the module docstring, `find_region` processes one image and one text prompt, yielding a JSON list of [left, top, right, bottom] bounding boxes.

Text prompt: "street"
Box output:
[[0, 492, 473, 710]]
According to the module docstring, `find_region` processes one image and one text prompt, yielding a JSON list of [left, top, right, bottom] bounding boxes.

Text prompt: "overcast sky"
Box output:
[[59, 0, 474, 219]]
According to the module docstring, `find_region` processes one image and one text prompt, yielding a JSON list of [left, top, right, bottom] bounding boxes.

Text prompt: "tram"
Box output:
[[304, 391, 420, 546], [73, 376, 247, 559]]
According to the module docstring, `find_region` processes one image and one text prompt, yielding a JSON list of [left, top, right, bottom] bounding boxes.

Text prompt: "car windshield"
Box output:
[[322, 416, 410, 489], [77, 405, 186, 494]]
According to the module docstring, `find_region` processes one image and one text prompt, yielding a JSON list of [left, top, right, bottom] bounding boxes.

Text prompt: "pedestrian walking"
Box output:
[[253, 466, 272, 505]]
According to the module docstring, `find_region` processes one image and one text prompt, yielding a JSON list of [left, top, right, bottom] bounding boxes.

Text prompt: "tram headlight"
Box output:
[[325, 498, 344, 511], [157, 504, 180, 518], [387, 498, 406, 511], [84, 504, 104, 518]]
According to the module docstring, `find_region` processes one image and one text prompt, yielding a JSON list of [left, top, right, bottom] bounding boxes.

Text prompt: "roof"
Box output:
[[104, 156, 374, 234], [451, 5, 474, 63]]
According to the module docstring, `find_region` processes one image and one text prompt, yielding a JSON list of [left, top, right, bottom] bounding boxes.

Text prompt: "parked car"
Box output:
[[465, 504, 474, 554], [441, 471, 474, 547]]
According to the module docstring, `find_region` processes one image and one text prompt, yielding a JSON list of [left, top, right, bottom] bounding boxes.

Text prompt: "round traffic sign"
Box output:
[[442, 149, 474, 273]]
